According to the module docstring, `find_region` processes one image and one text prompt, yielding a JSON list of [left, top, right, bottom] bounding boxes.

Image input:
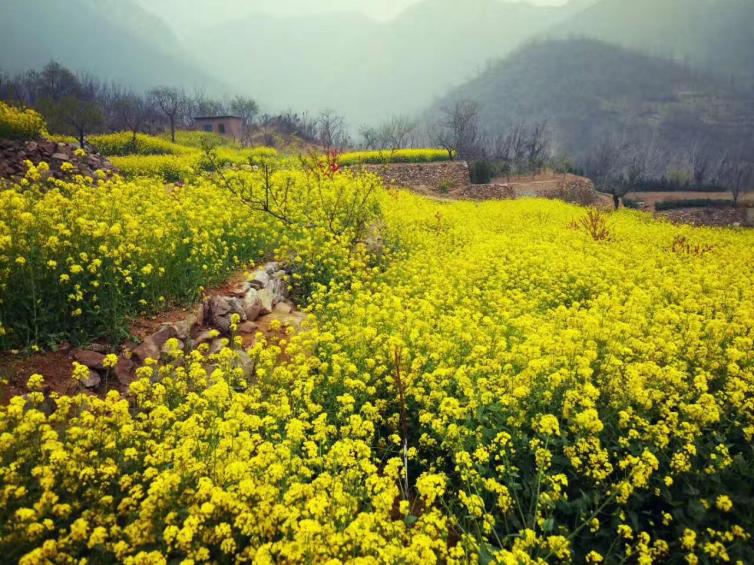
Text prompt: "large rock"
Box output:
[[206, 296, 247, 333], [257, 288, 274, 316], [242, 288, 263, 321], [81, 369, 101, 389], [248, 268, 270, 290], [151, 324, 178, 350], [114, 358, 135, 386], [72, 349, 106, 371]]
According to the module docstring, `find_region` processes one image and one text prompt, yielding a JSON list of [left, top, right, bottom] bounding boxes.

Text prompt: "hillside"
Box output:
[[430, 38, 754, 160], [555, 0, 754, 83], [0, 0, 222, 92]]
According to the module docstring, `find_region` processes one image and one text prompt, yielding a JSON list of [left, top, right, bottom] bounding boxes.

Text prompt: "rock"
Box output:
[[259, 310, 307, 333], [86, 343, 110, 354], [169, 314, 197, 341], [257, 288, 274, 316], [209, 338, 227, 355], [235, 351, 256, 381], [207, 296, 246, 333], [230, 281, 252, 297], [194, 330, 216, 346], [151, 324, 178, 350], [72, 349, 106, 371], [0, 139, 114, 183], [114, 358, 135, 385], [195, 302, 206, 328], [248, 268, 270, 290], [274, 302, 293, 315], [238, 321, 258, 334], [269, 278, 288, 305], [81, 370, 101, 389], [242, 288, 263, 321], [131, 337, 161, 364]]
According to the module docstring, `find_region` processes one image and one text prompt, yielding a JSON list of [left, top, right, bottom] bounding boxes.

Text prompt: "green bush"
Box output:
[[655, 199, 733, 211], [470, 160, 494, 184], [0, 101, 47, 140]]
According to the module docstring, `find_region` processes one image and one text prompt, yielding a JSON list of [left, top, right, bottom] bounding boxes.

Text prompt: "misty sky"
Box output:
[[258, 0, 570, 20], [136, 0, 572, 31]]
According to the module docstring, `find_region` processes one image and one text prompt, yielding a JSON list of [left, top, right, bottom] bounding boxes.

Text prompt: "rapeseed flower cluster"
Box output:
[[2, 161, 754, 562]]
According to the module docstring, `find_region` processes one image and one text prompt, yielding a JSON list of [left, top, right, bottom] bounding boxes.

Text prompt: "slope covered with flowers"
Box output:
[[2, 167, 754, 563]]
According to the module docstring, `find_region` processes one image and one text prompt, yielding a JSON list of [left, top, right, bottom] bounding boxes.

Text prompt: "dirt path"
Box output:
[[0, 266, 305, 403]]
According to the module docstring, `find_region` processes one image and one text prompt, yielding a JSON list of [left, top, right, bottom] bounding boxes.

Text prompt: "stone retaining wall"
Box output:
[[357, 161, 470, 191], [0, 139, 114, 182]]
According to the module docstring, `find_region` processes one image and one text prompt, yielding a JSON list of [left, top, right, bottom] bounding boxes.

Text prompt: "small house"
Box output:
[[193, 115, 244, 140]]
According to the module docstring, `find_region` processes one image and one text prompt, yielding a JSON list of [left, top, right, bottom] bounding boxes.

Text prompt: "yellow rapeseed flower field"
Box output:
[[1, 157, 754, 563]]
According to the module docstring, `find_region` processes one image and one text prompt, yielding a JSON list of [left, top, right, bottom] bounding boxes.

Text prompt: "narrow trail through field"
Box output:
[[0, 265, 306, 403]]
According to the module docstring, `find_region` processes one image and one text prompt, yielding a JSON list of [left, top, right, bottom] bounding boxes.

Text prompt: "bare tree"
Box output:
[[112, 93, 147, 145], [686, 140, 712, 186], [360, 115, 417, 151], [717, 150, 754, 206], [316, 110, 350, 151], [431, 99, 481, 159], [525, 121, 551, 173], [148, 86, 187, 143], [585, 135, 628, 209], [230, 96, 259, 129]]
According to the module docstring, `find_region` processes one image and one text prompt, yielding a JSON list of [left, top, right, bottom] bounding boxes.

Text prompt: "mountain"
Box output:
[[179, 0, 587, 124], [429, 38, 754, 160], [0, 0, 222, 92], [555, 0, 754, 83]]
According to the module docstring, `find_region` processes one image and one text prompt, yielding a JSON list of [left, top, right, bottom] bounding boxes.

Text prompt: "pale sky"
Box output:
[[138, 0, 573, 30], [260, 0, 571, 21]]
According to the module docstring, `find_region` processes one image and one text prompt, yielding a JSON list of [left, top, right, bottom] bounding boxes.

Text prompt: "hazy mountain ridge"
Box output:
[[429, 38, 754, 159], [553, 0, 754, 83], [0, 0, 223, 92]]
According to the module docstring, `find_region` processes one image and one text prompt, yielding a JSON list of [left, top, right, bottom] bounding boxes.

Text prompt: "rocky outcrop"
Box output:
[[70, 262, 307, 392], [358, 161, 470, 192], [0, 139, 114, 182]]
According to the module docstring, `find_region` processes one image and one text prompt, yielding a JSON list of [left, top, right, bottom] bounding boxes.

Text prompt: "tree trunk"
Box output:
[[613, 194, 620, 210], [170, 116, 176, 143], [78, 130, 85, 149]]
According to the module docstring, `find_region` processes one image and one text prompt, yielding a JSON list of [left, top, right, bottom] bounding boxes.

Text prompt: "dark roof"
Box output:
[[193, 115, 243, 121]]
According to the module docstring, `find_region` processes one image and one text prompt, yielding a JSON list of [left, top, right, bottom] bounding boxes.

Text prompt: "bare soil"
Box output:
[[0, 268, 267, 403]]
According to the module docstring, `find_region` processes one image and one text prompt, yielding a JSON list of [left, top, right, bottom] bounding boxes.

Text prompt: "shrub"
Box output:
[[655, 199, 733, 211], [89, 132, 194, 156], [0, 101, 47, 140], [572, 207, 612, 240], [339, 148, 452, 166], [470, 160, 494, 184]]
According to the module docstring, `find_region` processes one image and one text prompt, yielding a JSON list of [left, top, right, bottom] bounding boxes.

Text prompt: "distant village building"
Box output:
[[193, 116, 244, 141]]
